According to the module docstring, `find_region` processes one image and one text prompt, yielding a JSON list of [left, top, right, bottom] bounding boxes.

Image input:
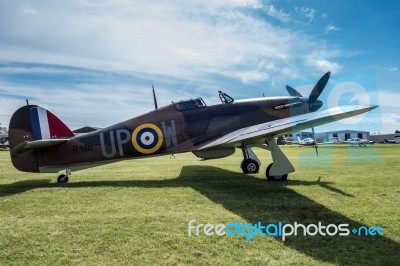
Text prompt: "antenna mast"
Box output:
[[152, 85, 158, 110]]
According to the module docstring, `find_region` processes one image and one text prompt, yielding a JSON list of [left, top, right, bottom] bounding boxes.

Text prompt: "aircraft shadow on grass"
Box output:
[[1, 166, 399, 265]]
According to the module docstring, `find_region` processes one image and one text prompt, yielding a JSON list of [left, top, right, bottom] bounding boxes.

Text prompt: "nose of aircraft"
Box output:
[[286, 71, 331, 113], [309, 99, 323, 112]]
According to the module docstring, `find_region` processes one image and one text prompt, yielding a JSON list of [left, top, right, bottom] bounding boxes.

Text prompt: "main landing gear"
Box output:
[[241, 147, 260, 174], [240, 138, 294, 181], [57, 168, 71, 183]]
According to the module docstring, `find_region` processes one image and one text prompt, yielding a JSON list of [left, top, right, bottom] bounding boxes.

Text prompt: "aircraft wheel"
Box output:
[[57, 174, 69, 183], [241, 159, 259, 174], [266, 163, 288, 181]]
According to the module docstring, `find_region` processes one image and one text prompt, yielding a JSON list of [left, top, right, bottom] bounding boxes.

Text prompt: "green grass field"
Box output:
[[0, 145, 399, 265]]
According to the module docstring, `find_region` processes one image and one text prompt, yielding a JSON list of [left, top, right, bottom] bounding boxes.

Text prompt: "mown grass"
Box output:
[[0, 145, 399, 265]]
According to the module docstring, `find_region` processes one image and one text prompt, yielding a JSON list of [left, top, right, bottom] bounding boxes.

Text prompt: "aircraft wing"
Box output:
[[11, 139, 69, 155], [198, 105, 377, 150]]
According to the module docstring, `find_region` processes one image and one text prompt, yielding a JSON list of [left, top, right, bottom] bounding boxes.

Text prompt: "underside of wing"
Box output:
[[198, 105, 377, 150]]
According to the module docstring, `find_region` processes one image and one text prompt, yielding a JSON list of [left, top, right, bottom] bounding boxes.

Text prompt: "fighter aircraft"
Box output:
[[8, 71, 377, 182]]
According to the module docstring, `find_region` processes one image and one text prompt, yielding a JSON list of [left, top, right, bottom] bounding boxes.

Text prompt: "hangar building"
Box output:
[[285, 130, 370, 142], [313, 130, 370, 142]]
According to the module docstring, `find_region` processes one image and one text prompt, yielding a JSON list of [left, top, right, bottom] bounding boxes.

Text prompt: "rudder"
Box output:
[[9, 105, 74, 172]]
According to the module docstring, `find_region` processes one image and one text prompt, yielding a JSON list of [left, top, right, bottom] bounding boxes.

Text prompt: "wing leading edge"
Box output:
[[198, 105, 378, 150]]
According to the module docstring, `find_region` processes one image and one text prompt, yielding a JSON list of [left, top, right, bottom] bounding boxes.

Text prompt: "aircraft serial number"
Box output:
[[73, 144, 94, 154]]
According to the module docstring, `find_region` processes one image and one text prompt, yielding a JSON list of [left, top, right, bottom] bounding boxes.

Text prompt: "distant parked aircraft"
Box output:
[[347, 138, 368, 146], [296, 136, 316, 146], [0, 137, 9, 149], [321, 137, 344, 144]]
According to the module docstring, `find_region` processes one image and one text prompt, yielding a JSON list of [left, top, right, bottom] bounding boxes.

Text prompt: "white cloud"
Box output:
[[0, 0, 347, 128], [390, 114, 400, 122], [325, 23, 340, 33], [229, 0, 262, 8], [0, 0, 337, 82], [377, 114, 400, 134], [20, 3, 37, 15], [388, 67, 399, 72], [264, 5, 290, 22], [378, 91, 400, 108], [305, 51, 342, 73], [295, 7, 317, 23], [0, 78, 186, 129], [366, 91, 400, 133], [315, 59, 342, 73]]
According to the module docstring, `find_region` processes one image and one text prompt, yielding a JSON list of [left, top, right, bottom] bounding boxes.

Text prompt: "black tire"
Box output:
[[57, 174, 69, 183], [241, 159, 259, 174], [266, 163, 288, 181]]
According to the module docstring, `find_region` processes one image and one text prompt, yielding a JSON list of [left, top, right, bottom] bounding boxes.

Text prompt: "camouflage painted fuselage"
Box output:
[[10, 96, 309, 173]]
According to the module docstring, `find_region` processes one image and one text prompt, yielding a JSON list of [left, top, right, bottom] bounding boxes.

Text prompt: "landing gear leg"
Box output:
[[57, 168, 71, 183], [240, 146, 260, 174], [256, 138, 295, 181]]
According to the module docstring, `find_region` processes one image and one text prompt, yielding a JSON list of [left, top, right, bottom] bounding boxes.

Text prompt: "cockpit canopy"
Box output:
[[173, 98, 207, 111]]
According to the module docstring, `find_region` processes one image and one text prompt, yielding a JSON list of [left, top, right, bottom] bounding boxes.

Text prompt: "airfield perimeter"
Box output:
[[0, 145, 399, 265]]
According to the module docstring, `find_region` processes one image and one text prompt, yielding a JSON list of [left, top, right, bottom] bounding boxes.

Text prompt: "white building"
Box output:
[[283, 130, 370, 143], [314, 130, 370, 142]]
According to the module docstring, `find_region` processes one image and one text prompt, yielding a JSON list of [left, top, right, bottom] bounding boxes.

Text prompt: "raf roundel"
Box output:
[[131, 123, 164, 154]]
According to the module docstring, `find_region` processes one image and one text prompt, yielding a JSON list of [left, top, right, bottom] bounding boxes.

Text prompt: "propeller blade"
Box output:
[[286, 85, 303, 97], [309, 71, 331, 103], [312, 127, 318, 156]]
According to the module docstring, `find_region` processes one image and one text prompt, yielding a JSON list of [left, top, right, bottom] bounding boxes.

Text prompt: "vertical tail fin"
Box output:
[[9, 105, 74, 172], [28, 106, 74, 140]]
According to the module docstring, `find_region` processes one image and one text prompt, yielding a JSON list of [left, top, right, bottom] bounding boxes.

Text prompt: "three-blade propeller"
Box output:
[[286, 71, 331, 156], [286, 71, 331, 112]]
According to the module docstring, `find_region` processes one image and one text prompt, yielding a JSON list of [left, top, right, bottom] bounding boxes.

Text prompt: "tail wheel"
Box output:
[[241, 159, 259, 174], [57, 174, 69, 183], [266, 163, 288, 181]]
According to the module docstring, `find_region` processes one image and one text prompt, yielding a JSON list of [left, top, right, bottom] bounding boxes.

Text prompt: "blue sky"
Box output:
[[0, 0, 399, 133]]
